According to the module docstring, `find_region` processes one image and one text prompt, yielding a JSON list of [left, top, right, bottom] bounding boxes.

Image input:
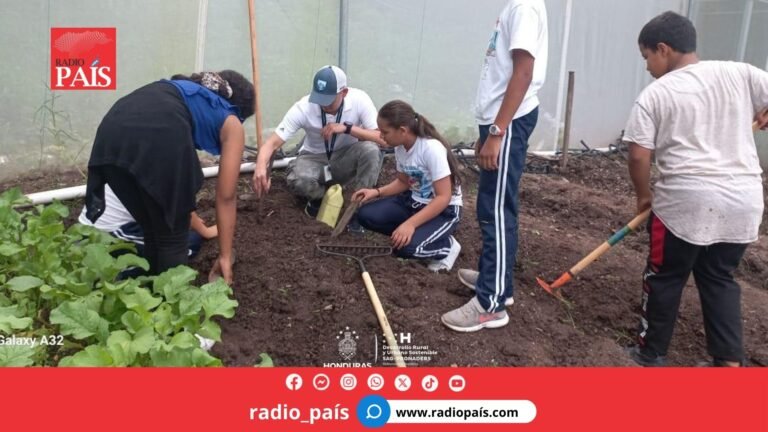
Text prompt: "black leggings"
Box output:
[[95, 167, 191, 275]]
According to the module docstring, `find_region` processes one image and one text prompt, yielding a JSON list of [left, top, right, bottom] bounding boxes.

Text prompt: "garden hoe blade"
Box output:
[[536, 274, 570, 300], [536, 208, 651, 300], [331, 200, 361, 238]]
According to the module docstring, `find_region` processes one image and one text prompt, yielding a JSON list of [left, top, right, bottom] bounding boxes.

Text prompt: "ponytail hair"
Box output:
[[171, 70, 255, 119], [378, 100, 461, 188]]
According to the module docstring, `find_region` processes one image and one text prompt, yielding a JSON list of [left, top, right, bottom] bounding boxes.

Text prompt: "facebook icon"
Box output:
[[285, 373, 303, 391]]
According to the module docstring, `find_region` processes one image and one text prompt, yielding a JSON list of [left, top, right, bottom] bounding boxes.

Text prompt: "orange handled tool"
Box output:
[[538, 118, 763, 300]]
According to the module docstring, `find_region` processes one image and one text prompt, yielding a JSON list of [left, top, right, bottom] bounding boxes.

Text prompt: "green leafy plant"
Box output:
[[0, 188, 238, 366], [254, 353, 274, 367]]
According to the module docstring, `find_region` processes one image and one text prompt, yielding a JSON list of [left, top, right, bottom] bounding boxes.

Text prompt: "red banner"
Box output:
[[50, 27, 117, 90], [1, 368, 765, 431]]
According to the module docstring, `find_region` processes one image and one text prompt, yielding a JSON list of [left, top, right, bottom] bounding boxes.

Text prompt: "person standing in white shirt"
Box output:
[[252, 65, 385, 220], [353, 100, 463, 272], [623, 11, 768, 367], [443, 0, 548, 332]]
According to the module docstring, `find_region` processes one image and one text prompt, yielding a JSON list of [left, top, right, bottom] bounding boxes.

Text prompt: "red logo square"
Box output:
[[50, 28, 116, 90]]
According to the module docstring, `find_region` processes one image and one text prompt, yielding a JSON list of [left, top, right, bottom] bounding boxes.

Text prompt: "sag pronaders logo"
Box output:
[[50, 28, 116, 90]]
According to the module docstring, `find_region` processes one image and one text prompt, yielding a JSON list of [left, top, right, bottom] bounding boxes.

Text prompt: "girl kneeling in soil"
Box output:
[[85, 71, 254, 284], [352, 100, 463, 272]]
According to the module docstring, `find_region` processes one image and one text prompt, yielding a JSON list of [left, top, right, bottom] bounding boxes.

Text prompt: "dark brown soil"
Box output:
[[4, 153, 767, 367], [0, 168, 87, 194], [194, 153, 768, 367]]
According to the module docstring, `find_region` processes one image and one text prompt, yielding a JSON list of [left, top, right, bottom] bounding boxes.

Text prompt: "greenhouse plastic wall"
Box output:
[[344, 0, 687, 152], [203, 0, 340, 148], [0, 0, 766, 181], [0, 0, 200, 179]]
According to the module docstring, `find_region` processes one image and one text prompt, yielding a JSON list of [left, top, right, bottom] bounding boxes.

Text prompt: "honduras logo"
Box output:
[[337, 327, 358, 361], [317, 79, 327, 91]]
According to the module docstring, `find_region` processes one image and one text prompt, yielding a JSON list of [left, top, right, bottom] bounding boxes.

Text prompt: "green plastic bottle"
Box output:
[[317, 184, 343, 228]]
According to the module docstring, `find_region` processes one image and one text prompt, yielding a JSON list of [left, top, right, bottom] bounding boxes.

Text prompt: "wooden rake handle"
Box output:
[[361, 271, 406, 367]]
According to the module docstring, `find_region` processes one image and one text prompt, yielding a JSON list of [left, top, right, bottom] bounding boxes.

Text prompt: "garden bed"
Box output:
[[193, 153, 768, 367], [4, 152, 767, 367]]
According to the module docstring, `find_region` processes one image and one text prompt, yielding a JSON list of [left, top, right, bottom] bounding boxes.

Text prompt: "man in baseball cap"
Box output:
[[309, 65, 348, 106], [252, 65, 384, 230]]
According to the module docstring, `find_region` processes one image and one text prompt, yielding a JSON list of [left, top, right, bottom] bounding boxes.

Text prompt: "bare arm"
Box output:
[[755, 107, 768, 130], [321, 123, 386, 147], [627, 143, 653, 214], [208, 115, 245, 284], [252, 132, 286, 198], [351, 173, 410, 203], [379, 173, 411, 197], [403, 176, 452, 229], [478, 49, 534, 170], [190, 211, 217, 239], [349, 125, 386, 147], [391, 175, 452, 250]]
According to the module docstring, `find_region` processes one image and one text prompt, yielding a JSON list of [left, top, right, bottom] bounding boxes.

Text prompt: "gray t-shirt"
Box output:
[[624, 61, 768, 245]]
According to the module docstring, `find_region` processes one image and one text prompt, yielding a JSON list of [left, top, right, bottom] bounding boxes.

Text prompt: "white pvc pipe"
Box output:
[[26, 185, 87, 205], [24, 158, 295, 205], [23, 152, 483, 206]]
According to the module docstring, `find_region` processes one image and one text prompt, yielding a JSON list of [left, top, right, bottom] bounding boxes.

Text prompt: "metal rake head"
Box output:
[[316, 244, 393, 261]]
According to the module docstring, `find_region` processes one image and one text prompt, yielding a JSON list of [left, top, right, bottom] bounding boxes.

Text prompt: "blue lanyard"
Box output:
[[321, 101, 344, 161]]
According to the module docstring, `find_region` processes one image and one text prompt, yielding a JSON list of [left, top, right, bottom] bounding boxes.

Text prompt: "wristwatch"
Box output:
[[489, 124, 505, 137], [343, 121, 353, 135]]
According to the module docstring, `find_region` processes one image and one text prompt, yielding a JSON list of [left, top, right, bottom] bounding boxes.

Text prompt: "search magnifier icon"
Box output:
[[357, 395, 390, 428], [366, 404, 383, 420]]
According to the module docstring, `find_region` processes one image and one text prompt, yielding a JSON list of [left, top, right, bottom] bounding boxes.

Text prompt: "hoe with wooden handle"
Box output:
[[536, 209, 651, 299], [538, 119, 764, 300]]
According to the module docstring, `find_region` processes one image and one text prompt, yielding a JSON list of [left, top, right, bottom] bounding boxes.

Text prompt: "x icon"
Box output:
[[395, 374, 411, 391]]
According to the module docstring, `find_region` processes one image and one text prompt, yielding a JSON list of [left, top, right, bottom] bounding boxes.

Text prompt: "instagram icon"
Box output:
[[340, 374, 357, 390]]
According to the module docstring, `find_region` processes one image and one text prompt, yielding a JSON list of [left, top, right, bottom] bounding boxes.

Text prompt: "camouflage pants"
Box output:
[[286, 141, 383, 200]]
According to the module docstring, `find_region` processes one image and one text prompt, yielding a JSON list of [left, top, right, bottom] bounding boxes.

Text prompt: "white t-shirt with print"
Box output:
[[395, 137, 463, 207], [623, 61, 768, 245], [275, 87, 378, 155], [475, 0, 549, 124]]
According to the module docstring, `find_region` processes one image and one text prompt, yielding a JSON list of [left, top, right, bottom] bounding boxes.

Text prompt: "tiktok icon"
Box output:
[[421, 375, 438, 392]]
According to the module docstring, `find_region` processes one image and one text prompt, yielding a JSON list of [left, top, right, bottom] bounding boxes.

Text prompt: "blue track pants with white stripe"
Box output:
[[357, 193, 461, 260], [476, 108, 538, 313]]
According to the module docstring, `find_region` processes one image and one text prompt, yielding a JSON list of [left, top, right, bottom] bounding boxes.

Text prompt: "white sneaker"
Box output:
[[441, 297, 509, 332], [428, 236, 461, 272], [457, 269, 514, 307]]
